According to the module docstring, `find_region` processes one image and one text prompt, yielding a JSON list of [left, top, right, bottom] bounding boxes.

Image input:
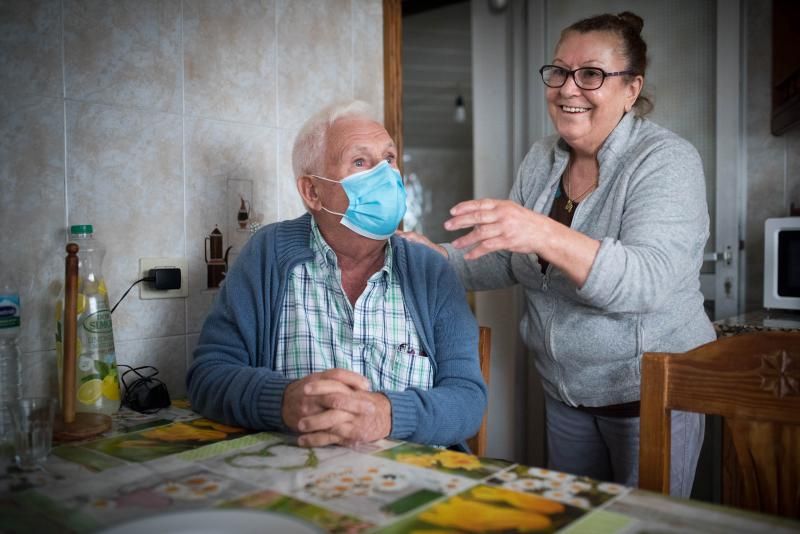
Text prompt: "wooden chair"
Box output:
[[639, 331, 800, 518], [467, 326, 491, 457]]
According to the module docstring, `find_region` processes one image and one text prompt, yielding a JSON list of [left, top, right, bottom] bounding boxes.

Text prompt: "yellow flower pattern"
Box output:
[[419, 495, 553, 532], [433, 450, 482, 471]]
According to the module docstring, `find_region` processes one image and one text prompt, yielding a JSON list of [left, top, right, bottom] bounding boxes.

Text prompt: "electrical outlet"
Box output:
[[139, 257, 188, 300]]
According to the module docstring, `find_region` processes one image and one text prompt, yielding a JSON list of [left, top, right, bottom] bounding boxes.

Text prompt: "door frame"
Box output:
[[383, 0, 403, 169]]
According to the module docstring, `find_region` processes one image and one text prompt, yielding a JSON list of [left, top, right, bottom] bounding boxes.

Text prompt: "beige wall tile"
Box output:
[[277, 0, 353, 129], [184, 117, 277, 333], [4, 0, 386, 385], [65, 101, 185, 341], [787, 130, 800, 213], [277, 126, 306, 220], [186, 332, 199, 369], [64, 0, 181, 112], [20, 349, 58, 399], [183, 0, 277, 125], [353, 0, 384, 121], [116, 335, 187, 399], [0, 0, 62, 97], [0, 95, 65, 353]]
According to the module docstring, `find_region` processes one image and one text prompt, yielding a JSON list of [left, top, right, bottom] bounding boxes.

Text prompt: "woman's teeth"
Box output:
[[562, 106, 589, 113]]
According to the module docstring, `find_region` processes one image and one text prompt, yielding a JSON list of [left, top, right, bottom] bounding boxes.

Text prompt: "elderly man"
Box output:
[[187, 100, 486, 448]]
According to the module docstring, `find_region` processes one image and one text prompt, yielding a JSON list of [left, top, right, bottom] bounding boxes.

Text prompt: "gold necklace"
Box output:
[[564, 159, 598, 213]]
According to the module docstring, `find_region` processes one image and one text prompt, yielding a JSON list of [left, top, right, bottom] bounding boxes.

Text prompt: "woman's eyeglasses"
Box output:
[[539, 65, 637, 90]]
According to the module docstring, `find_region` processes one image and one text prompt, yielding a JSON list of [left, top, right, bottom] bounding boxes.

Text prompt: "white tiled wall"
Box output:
[[0, 0, 384, 399]]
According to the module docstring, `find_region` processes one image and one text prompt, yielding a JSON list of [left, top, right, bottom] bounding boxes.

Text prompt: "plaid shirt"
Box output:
[[275, 220, 433, 392]]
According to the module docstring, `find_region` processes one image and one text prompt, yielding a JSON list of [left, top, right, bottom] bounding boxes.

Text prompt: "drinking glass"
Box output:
[[10, 397, 55, 471]]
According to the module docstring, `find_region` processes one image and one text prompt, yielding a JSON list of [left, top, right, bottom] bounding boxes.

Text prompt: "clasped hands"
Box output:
[[282, 368, 391, 447]]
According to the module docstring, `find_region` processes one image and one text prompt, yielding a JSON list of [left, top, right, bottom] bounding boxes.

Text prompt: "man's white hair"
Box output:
[[291, 100, 379, 180]]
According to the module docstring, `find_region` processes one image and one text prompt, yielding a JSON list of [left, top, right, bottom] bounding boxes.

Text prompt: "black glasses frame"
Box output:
[[539, 65, 637, 90]]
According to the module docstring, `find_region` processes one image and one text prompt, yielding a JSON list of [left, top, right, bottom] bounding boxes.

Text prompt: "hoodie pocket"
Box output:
[[552, 309, 641, 369]]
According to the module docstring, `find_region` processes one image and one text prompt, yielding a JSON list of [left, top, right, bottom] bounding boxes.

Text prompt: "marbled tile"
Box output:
[[116, 335, 186, 400], [184, 117, 277, 333], [183, 0, 277, 125], [64, 0, 181, 112], [20, 349, 58, 399], [0, 0, 62, 97], [186, 332, 199, 369], [0, 95, 65, 353], [744, 2, 783, 312], [786, 130, 800, 213], [353, 0, 384, 121], [277, 0, 353, 129], [65, 101, 184, 342], [277, 126, 306, 220]]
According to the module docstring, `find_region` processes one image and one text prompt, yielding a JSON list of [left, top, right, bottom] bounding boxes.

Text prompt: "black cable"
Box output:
[[110, 277, 152, 314]]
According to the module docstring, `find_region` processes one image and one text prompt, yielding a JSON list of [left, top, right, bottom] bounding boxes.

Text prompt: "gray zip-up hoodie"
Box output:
[[444, 112, 715, 407]]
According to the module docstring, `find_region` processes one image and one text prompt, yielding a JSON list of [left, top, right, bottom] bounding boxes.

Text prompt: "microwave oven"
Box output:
[[763, 217, 800, 310]]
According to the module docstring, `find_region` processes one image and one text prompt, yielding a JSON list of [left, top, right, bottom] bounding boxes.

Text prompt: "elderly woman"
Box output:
[[188, 100, 486, 450], [402, 12, 713, 496]]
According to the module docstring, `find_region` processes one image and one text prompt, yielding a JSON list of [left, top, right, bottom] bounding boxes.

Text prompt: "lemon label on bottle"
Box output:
[[78, 379, 103, 404]]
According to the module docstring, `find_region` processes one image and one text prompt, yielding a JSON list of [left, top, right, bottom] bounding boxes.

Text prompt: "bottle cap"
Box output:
[[70, 224, 94, 235]]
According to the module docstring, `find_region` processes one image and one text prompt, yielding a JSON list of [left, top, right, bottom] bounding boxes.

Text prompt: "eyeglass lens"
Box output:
[[541, 67, 605, 90]]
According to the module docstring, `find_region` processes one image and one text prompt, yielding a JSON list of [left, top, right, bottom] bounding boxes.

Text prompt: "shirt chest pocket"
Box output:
[[369, 341, 434, 392]]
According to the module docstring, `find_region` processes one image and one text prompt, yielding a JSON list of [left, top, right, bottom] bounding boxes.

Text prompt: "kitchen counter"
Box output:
[[713, 309, 800, 337]]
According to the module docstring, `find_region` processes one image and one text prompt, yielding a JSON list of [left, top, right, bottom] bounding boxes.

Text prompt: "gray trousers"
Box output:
[[544, 394, 704, 497]]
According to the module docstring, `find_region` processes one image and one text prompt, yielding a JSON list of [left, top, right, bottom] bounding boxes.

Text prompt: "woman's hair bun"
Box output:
[[617, 11, 644, 34]]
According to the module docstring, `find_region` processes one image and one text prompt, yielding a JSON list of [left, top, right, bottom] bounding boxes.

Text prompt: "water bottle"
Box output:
[[56, 225, 120, 415], [0, 283, 22, 455]]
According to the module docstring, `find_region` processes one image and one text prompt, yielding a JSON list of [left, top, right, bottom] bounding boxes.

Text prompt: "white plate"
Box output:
[[99, 509, 322, 534]]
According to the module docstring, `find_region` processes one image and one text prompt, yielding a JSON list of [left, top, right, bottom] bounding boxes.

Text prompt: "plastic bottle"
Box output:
[[0, 283, 22, 454], [56, 225, 120, 415]]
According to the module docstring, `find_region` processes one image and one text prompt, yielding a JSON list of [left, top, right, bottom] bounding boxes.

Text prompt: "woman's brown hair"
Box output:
[[559, 11, 653, 116]]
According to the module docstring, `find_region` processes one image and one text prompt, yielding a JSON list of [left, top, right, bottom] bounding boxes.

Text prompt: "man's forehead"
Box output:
[[327, 119, 394, 154]]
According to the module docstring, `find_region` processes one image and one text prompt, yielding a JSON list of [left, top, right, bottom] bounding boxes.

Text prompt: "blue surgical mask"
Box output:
[[311, 160, 407, 240]]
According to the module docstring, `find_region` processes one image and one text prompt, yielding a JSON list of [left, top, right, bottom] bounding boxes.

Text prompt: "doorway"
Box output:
[[400, 1, 473, 243]]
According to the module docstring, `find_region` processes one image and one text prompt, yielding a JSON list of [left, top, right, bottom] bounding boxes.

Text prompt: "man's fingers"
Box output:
[[297, 431, 343, 448], [303, 379, 356, 396], [319, 393, 376, 415], [298, 409, 354, 433], [318, 368, 371, 391]]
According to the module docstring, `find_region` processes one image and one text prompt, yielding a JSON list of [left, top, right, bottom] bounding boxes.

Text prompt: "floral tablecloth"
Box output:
[[1, 403, 797, 533]]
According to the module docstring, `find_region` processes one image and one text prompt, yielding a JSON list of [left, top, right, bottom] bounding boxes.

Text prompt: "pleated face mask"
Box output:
[[311, 160, 407, 240]]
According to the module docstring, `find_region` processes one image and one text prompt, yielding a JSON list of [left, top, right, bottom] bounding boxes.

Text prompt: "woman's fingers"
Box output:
[[446, 199, 543, 257], [396, 231, 449, 258]]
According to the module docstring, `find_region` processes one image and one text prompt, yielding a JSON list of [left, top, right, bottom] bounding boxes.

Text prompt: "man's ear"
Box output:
[[297, 175, 321, 210]]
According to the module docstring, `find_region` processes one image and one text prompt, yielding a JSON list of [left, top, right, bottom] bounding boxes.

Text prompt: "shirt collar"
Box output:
[[309, 218, 394, 283]]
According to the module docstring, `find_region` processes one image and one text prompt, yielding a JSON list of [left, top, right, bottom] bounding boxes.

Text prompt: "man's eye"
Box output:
[[354, 159, 365, 167]]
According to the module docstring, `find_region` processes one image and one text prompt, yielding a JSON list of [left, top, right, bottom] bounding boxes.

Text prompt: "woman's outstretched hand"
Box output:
[[444, 198, 545, 260], [395, 230, 449, 258]]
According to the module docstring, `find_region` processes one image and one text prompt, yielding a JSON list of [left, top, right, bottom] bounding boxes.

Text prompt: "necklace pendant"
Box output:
[[565, 199, 573, 213]]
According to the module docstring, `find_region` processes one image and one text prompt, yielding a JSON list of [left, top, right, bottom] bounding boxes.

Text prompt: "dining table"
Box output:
[[1, 401, 798, 533]]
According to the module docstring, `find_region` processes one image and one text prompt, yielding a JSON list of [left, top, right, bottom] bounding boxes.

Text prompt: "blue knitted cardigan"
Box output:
[[187, 214, 487, 447]]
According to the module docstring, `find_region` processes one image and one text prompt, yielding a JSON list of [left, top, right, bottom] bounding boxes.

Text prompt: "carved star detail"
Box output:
[[758, 350, 800, 398]]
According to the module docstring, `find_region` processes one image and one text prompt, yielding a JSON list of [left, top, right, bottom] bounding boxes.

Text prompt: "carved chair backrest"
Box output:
[[639, 331, 800, 518]]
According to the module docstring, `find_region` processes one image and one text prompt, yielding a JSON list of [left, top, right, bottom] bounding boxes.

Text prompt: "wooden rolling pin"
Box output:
[[62, 242, 79, 424]]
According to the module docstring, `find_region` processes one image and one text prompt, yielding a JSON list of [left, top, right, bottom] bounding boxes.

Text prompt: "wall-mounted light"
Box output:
[[454, 95, 466, 123]]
